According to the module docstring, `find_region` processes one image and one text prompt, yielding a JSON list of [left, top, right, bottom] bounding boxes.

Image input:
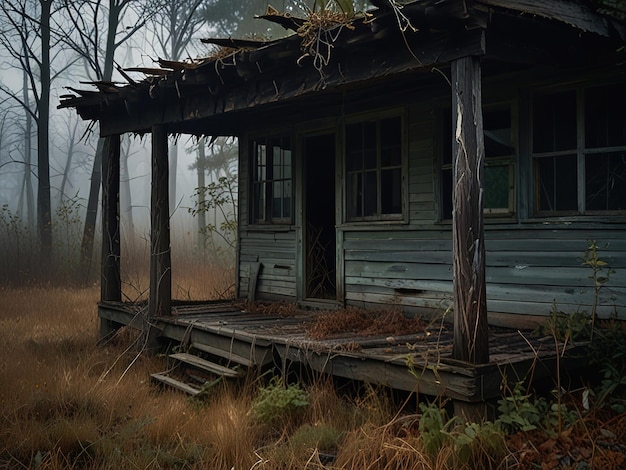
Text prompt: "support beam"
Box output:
[[149, 125, 171, 321], [451, 56, 489, 366], [100, 134, 121, 302]]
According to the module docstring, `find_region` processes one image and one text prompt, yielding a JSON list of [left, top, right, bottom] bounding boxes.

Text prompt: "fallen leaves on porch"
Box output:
[[238, 300, 301, 317], [306, 307, 426, 340]]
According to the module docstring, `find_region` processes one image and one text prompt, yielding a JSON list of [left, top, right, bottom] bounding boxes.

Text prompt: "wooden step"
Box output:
[[191, 342, 254, 367], [169, 352, 243, 378], [150, 373, 201, 396]]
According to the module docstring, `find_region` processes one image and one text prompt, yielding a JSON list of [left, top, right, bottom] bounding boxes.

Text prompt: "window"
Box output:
[[251, 135, 293, 224], [441, 105, 516, 220], [532, 84, 626, 215], [345, 115, 403, 221]]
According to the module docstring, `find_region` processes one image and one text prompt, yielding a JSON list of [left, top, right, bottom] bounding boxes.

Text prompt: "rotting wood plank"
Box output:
[[150, 373, 201, 396], [102, 302, 596, 403], [169, 353, 243, 378], [191, 342, 254, 367]]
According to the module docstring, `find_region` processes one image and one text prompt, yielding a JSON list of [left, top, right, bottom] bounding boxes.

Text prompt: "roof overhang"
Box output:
[[58, 0, 626, 137]]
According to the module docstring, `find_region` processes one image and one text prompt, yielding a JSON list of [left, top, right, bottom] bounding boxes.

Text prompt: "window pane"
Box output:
[[380, 117, 402, 166], [535, 155, 578, 211], [533, 91, 577, 153], [585, 151, 626, 211], [484, 165, 510, 209], [484, 108, 513, 158], [254, 182, 265, 220], [364, 121, 377, 169], [585, 84, 626, 149], [272, 181, 282, 218], [256, 143, 266, 181], [283, 179, 292, 218], [363, 171, 377, 216], [346, 123, 363, 172], [381, 168, 402, 214], [347, 172, 362, 218]]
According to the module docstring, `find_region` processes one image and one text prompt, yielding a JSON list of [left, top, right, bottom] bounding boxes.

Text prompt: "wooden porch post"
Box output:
[[451, 56, 489, 366], [149, 125, 172, 323], [99, 134, 122, 341]]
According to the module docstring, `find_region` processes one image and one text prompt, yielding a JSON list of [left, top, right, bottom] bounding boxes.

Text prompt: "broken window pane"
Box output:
[[585, 151, 626, 211], [535, 154, 578, 212]]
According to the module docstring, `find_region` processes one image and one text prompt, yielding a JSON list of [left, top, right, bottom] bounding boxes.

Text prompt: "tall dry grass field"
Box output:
[[0, 282, 443, 470]]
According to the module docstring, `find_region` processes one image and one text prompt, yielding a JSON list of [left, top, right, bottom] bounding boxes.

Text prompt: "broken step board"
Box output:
[[150, 373, 203, 396], [190, 342, 254, 368], [169, 352, 244, 378]]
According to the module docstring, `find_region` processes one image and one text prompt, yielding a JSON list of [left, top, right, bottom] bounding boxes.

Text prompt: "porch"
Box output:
[[99, 300, 588, 405]]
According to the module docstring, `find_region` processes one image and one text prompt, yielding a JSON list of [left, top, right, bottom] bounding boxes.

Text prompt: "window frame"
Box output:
[[530, 83, 626, 217], [343, 110, 407, 224], [439, 102, 517, 221], [249, 133, 294, 225]]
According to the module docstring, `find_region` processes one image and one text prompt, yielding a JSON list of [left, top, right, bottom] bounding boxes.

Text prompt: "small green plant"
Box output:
[[496, 381, 543, 434], [250, 377, 310, 429], [418, 401, 449, 454], [445, 420, 506, 466], [583, 239, 616, 337], [589, 316, 626, 412], [536, 303, 591, 342]]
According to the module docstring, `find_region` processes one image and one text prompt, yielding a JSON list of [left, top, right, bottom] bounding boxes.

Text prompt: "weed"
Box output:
[[589, 316, 626, 412], [496, 381, 543, 434], [250, 377, 310, 430], [418, 401, 449, 455], [536, 303, 592, 342], [583, 239, 616, 337]]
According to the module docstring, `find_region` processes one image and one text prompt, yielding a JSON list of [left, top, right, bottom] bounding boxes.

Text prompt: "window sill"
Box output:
[[245, 224, 294, 232]]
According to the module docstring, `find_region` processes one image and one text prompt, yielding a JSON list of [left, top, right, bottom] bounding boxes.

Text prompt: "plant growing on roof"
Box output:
[[295, 0, 358, 84]]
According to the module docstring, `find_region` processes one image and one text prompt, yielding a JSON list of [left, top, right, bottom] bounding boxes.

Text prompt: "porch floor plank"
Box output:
[[101, 301, 589, 403]]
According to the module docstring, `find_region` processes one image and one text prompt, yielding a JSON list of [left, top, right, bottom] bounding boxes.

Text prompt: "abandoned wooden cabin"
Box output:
[[60, 0, 626, 410]]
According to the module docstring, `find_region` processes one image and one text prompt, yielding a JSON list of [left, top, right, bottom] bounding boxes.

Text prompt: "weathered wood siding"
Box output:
[[343, 229, 626, 324], [236, 73, 625, 326], [237, 140, 298, 300], [239, 231, 298, 299]]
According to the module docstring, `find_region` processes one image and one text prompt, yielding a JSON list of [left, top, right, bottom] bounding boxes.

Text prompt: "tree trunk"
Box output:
[[120, 135, 134, 241], [78, 0, 122, 282], [451, 56, 489, 365], [21, 61, 35, 234], [101, 134, 121, 302], [169, 141, 178, 213], [149, 125, 171, 320], [37, 0, 52, 275], [197, 137, 206, 250], [80, 137, 104, 283]]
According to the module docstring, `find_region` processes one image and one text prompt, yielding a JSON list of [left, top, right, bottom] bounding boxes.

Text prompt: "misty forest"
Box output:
[[1, 0, 353, 286]]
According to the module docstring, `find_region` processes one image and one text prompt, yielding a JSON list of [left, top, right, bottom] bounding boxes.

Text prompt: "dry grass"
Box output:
[[3, 263, 620, 468], [307, 307, 426, 340], [0, 279, 452, 470]]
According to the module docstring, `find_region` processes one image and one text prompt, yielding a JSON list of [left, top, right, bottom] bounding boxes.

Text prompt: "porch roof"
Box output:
[[58, 0, 625, 137]]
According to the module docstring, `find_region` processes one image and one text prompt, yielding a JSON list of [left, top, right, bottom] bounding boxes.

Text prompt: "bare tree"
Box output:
[[0, 0, 63, 274], [149, 0, 207, 214], [57, 0, 161, 281]]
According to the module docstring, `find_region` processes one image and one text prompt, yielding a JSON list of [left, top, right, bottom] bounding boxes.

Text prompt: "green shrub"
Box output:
[[250, 377, 310, 429]]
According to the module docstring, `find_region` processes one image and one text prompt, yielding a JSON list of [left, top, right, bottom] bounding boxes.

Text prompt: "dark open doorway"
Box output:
[[303, 133, 336, 300]]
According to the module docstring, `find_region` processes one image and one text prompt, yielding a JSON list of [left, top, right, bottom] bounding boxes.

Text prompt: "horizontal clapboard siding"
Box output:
[[343, 228, 626, 321], [407, 104, 436, 226], [238, 230, 297, 299]]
